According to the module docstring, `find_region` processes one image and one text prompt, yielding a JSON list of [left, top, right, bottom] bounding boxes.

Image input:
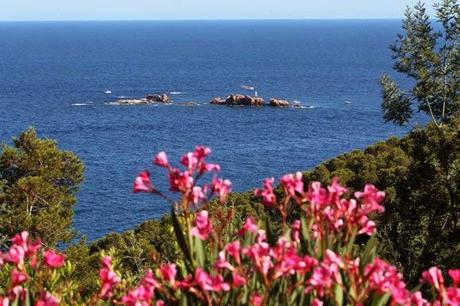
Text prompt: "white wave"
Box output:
[[72, 102, 93, 106]]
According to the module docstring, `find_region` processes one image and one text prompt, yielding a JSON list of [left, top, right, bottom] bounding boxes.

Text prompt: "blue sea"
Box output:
[[0, 20, 417, 240]]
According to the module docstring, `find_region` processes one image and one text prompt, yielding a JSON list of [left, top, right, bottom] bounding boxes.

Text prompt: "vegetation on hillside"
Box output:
[[0, 128, 84, 247]]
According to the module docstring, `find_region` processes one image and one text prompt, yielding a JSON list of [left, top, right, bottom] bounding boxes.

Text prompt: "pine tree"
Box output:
[[0, 128, 84, 247], [381, 0, 459, 127]]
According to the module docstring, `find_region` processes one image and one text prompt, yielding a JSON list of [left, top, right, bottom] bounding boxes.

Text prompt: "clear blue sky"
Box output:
[[0, 0, 437, 21]]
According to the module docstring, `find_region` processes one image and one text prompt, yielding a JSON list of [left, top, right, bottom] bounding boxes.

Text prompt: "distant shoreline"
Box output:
[[0, 18, 403, 23]]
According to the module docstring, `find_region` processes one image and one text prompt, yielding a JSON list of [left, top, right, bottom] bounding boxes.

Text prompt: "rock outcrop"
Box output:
[[210, 94, 264, 106], [269, 98, 290, 107], [226, 94, 264, 106], [146, 94, 170, 103], [109, 93, 171, 105]]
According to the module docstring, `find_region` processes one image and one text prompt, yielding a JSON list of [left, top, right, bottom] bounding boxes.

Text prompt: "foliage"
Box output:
[[303, 118, 460, 286], [1, 147, 459, 305], [381, 0, 459, 126], [0, 128, 84, 247]]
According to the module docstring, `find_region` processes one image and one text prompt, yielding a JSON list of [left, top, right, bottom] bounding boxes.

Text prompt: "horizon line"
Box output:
[[0, 17, 403, 23]]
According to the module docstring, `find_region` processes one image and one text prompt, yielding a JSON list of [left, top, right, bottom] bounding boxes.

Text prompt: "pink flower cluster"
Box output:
[[256, 175, 384, 239], [127, 149, 460, 305], [0, 231, 65, 305], [134, 146, 232, 208]]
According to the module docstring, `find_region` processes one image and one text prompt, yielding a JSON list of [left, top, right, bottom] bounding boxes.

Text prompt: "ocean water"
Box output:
[[0, 20, 416, 240]]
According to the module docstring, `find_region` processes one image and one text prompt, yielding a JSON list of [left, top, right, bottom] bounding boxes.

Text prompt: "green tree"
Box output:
[[381, 0, 459, 127], [0, 128, 84, 247]]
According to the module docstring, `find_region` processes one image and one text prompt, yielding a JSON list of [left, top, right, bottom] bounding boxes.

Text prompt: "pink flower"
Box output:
[[327, 177, 347, 202], [231, 271, 247, 287], [365, 258, 410, 304], [35, 292, 59, 306], [153, 152, 169, 168], [43, 250, 65, 268], [291, 219, 301, 242], [225, 241, 241, 264], [411, 291, 428, 306], [191, 210, 213, 240], [255, 178, 277, 207], [358, 219, 376, 236], [181, 152, 198, 173], [141, 269, 160, 290], [212, 177, 232, 202], [190, 186, 205, 206], [312, 299, 324, 306], [446, 287, 460, 306], [249, 293, 263, 306], [133, 171, 154, 193], [194, 268, 230, 292], [204, 163, 221, 172], [99, 256, 121, 299], [121, 285, 153, 306], [306, 182, 329, 207], [10, 286, 26, 302], [6, 245, 25, 265], [160, 263, 177, 286], [280, 172, 304, 197], [9, 231, 41, 260], [239, 217, 258, 235], [0, 298, 9, 306], [354, 184, 385, 213], [194, 146, 211, 159], [11, 269, 27, 286], [449, 269, 460, 287], [421, 267, 444, 291], [215, 251, 234, 271], [168, 169, 193, 192]]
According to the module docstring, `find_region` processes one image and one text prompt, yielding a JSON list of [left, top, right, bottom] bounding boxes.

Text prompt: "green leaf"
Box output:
[[334, 284, 344, 306], [194, 236, 205, 267], [371, 292, 391, 306], [171, 208, 192, 268], [361, 235, 378, 267]]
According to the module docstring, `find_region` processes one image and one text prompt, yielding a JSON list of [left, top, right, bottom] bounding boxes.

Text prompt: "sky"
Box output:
[[0, 0, 437, 21]]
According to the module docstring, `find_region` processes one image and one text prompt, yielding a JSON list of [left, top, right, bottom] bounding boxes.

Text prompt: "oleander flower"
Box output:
[[191, 210, 213, 240], [43, 250, 65, 268], [133, 170, 155, 193], [255, 177, 277, 207], [154, 151, 169, 168], [99, 256, 121, 299], [212, 177, 232, 202]]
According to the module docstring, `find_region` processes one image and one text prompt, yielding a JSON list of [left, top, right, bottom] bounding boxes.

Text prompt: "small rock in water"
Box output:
[[269, 98, 290, 107]]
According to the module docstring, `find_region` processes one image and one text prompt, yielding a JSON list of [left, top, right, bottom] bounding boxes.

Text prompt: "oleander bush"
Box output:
[[0, 146, 458, 305]]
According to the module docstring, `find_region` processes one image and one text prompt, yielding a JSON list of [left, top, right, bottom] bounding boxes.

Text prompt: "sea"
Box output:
[[0, 20, 419, 240]]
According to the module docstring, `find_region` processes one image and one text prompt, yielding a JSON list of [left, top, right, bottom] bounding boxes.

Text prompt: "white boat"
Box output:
[[241, 85, 255, 90], [104, 90, 112, 94], [344, 100, 352, 104]]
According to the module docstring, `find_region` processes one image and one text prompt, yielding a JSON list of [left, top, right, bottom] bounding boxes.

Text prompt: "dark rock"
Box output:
[[146, 93, 170, 103]]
